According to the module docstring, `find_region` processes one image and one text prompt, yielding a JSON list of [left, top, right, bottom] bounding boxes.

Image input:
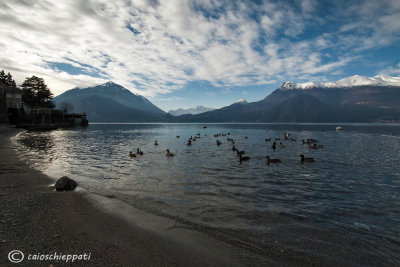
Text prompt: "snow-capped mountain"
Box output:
[[168, 106, 215, 116], [280, 75, 400, 90], [234, 99, 248, 104], [180, 75, 400, 123]]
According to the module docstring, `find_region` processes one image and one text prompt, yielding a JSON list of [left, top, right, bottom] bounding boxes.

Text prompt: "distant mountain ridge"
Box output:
[[54, 82, 165, 122], [168, 105, 215, 116], [175, 75, 400, 123], [54, 75, 400, 123], [280, 75, 400, 90]]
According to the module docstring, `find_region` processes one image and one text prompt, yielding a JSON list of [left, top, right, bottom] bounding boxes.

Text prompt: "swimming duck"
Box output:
[[244, 136, 248, 139], [166, 149, 174, 157], [266, 156, 281, 164], [216, 140, 222, 146], [271, 142, 277, 150], [129, 151, 136, 158], [154, 140, 158, 146], [239, 154, 250, 162], [232, 145, 236, 151], [300, 154, 315, 163], [302, 139, 318, 145], [309, 144, 318, 149], [136, 148, 144, 155], [279, 142, 285, 148], [284, 133, 290, 140], [227, 137, 234, 142], [236, 149, 245, 156], [265, 138, 271, 142], [176, 136, 180, 138], [187, 140, 192, 146]]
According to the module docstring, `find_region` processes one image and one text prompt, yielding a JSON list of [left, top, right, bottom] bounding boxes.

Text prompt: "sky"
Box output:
[[1, 0, 400, 111]]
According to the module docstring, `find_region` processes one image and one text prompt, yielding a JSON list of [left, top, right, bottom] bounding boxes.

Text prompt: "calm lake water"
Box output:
[[13, 123, 400, 265]]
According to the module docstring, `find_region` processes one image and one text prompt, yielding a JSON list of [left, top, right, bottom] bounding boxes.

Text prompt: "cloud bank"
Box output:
[[0, 0, 399, 97]]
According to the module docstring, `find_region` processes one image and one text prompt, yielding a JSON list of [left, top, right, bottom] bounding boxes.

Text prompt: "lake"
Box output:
[[13, 123, 400, 265]]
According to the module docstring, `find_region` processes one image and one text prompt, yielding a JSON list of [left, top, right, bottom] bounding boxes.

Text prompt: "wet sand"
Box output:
[[0, 127, 270, 266]]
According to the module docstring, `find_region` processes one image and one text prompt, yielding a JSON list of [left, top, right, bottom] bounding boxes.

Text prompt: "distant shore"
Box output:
[[0, 127, 266, 266]]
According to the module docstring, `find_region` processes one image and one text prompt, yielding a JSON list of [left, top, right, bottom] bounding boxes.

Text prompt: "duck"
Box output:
[[129, 151, 136, 158], [176, 135, 180, 138], [279, 142, 285, 148], [166, 149, 174, 157], [302, 139, 318, 145], [136, 148, 144, 155], [266, 156, 281, 164], [284, 133, 290, 140], [236, 149, 245, 156], [227, 137, 234, 142], [244, 136, 248, 139], [154, 140, 158, 146], [265, 138, 271, 142], [232, 145, 236, 151], [300, 154, 315, 163], [239, 154, 250, 162], [309, 144, 318, 149], [216, 140, 222, 146], [271, 142, 277, 150], [187, 140, 192, 146]]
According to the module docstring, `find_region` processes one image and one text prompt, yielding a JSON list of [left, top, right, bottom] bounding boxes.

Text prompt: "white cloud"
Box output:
[[0, 0, 399, 98], [378, 63, 400, 77]]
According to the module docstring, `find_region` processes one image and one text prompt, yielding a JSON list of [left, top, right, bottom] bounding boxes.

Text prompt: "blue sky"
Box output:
[[1, 0, 399, 111]]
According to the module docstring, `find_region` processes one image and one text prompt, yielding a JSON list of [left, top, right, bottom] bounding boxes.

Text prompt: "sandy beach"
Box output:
[[0, 127, 270, 266]]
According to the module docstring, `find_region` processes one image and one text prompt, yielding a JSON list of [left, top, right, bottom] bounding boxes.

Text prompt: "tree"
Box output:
[[21, 76, 55, 108], [0, 70, 17, 88], [60, 102, 73, 114]]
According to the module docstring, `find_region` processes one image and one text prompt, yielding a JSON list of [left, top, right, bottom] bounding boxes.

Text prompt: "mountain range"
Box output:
[[54, 82, 166, 122], [53, 75, 400, 123], [168, 106, 215, 116]]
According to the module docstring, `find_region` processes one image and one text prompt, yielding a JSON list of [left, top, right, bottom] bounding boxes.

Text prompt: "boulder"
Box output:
[[54, 176, 77, 192]]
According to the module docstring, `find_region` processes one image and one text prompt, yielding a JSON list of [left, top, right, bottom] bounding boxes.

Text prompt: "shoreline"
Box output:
[[0, 127, 268, 266]]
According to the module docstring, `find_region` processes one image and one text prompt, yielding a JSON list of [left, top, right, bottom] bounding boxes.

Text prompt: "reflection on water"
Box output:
[[17, 132, 55, 152], [13, 124, 400, 265]]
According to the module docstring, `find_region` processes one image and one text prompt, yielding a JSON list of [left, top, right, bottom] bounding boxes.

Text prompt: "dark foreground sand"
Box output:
[[0, 128, 272, 266]]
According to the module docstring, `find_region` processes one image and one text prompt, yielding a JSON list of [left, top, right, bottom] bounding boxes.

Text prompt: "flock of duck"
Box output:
[[129, 130, 322, 164]]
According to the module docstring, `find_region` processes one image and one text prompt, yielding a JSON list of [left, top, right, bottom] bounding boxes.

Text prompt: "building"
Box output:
[[0, 81, 23, 124], [0, 81, 22, 109]]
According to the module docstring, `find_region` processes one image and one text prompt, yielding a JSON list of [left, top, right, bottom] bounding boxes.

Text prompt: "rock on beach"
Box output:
[[54, 176, 77, 191]]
